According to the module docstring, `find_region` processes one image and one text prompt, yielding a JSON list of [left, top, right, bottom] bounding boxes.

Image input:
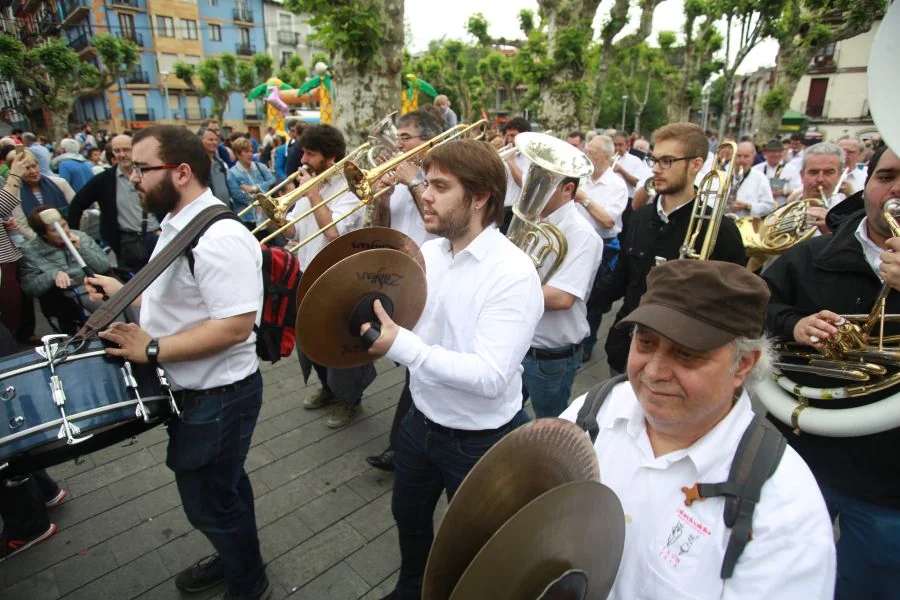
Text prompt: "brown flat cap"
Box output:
[[617, 260, 770, 351]]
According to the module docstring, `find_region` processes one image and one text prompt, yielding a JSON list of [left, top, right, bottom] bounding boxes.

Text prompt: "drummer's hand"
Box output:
[[361, 299, 399, 355], [394, 161, 417, 187], [793, 310, 843, 349], [54, 270, 72, 289], [99, 322, 153, 364], [85, 274, 122, 302], [880, 237, 900, 291]]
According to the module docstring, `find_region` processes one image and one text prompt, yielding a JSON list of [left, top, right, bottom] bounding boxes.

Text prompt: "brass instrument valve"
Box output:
[[818, 320, 868, 359]]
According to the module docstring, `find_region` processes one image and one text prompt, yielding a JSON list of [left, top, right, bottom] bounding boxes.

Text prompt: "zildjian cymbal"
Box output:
[[423, 419, 601, 600], [296, 227, 425, 311], [448, 481, 625, 600], [295, 247, 426, 368]]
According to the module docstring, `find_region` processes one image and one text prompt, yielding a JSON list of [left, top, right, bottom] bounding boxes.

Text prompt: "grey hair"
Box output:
[[395, 111, 442, 141], [590, 135, 615, 159], [59, 138, 80, 154], [22, 132, 37, 144], [731, 334, 776, 389], [613, 130, 629, 140], [802, 141, 846, 172]]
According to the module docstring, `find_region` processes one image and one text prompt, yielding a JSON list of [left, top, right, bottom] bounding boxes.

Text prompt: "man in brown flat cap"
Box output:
[[560, 260, 835, 599]]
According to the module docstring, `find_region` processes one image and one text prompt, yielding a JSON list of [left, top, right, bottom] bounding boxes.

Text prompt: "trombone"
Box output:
[[678, 141, 738, 261]]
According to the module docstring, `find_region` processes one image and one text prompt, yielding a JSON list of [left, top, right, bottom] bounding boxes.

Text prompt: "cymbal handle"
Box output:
[[360, 326, 381, 349], [347, 292, 395, 348]]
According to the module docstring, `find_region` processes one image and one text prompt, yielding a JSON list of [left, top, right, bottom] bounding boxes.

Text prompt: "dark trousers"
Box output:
[[388, 369, 413, 450], [390, 406, 529, 599], [0, 261, 35, 342], [0, 469, 59, 539], [311, 360, 375, 407], [583, 238, 619, 357], [165, 371, 265, 595]]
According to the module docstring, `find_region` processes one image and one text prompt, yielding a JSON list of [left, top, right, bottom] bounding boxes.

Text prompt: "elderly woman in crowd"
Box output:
[[226, 137, 275, 228], [50, 138, 95, 192], [5, 149, 74, 240]]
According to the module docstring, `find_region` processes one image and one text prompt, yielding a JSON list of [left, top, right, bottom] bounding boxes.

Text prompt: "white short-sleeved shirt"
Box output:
[[504, 154, 531, 208], [559, 383, 836, 600], [751, 160, 792, 201], [141, 190, 263, 391], [782, 158, 803, 194], [576, 167, 629, 239], [389, 181, 437, 248], [532, 202, 603, 348], [285, 174, 360, 269], [386, 226, 543, 430], [731, 168, 775, 218], [616, 152, 653, 198]]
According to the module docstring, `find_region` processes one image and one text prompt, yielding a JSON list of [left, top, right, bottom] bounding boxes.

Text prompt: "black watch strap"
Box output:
[[146, 339, 160, 365]]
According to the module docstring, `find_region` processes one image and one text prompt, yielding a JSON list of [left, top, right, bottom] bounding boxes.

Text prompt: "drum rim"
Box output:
[[0, 349, 109, 380]]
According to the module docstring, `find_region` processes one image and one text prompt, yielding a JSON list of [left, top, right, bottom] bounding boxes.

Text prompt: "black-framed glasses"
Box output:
[[131, 163, 180, 179], [647, 155, 698, 169], [397, 134, 421, 143]]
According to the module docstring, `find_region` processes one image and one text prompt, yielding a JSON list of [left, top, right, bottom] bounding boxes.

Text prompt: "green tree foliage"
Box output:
[[595, 41, 672, 135], [0, 33, 138, 141], [275, 55, 309, 89], [174, 53, 264, 122]]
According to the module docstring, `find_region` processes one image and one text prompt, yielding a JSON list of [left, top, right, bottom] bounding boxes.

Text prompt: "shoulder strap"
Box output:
[[575, 374, 628, 443], [186, 210, 243, 276], [690, 413, 787, 579], [74, 204, 233, 340]]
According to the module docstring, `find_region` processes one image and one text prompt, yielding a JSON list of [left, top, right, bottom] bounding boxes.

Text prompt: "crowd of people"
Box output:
[[0, 97, 895, 600]]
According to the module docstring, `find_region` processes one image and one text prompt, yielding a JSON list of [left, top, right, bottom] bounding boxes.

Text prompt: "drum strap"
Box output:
[[73, 204, 235, 341]]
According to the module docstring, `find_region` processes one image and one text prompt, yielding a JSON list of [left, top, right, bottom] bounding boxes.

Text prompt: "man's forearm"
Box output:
[[409, 184, 426, 218]]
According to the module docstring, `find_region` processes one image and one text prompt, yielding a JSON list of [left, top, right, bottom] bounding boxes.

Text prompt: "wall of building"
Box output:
[[263, 0, 316, 68]]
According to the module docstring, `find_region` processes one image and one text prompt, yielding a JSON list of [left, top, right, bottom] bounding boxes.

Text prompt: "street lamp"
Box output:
[[160, 70, 171, 121], [621, 94, 629, 131]]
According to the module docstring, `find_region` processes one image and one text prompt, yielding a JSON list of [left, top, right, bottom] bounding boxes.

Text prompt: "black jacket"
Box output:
[[285, 141, 303, 178], [67, 167, 121, 255], [762, 209, 900, 508], [597, 196, 747, 372]]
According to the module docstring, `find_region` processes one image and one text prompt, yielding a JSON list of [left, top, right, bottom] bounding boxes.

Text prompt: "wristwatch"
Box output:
[[580, 198, 591, 209], [146, 339, 160, 366], [409, 178, 423, 189]]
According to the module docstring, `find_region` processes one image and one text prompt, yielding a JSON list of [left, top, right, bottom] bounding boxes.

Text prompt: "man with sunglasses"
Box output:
[[593, 122, 746, 376], [85, 125, 270, 600]]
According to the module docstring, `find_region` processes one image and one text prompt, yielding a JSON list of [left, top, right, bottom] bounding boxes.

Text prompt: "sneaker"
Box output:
[[175, 554, 225, 593], [45, 488, 68, 508], [326, 404, 359, 429], [1, 523, 57, 562], [224, 574, 272, 600], [302, 387, 337, 410]]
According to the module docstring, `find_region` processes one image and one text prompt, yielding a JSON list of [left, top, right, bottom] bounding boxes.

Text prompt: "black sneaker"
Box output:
[[224, 573, 272, 600], [366, 448, 395, 472], [175, 554, 225, 593], [1, 523, 57, 562]]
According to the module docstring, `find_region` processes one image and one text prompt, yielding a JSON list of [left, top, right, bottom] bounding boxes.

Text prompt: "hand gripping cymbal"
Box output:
[[295, 246, 426, 368], [423, 418, 623, 600]]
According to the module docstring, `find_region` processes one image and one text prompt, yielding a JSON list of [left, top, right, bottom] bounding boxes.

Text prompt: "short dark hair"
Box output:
[[27, 205, 53, 237], [504, 117, 531, 134], [560, 176, 580, 197], [422, 139, 506, 228], [567, 131, 584, 142], [866, 144, 890, 187], [133, 125, 211, 187], [790, 132, 803, 142], [396, 110, 443, 141], [299, 124, 346, 161]]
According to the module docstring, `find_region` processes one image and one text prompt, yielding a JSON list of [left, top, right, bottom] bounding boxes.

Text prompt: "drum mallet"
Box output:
[[39, 208, 96, 278]]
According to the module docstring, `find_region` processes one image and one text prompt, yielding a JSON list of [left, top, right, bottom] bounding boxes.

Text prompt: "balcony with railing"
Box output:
[[236, 42, 255, 56], [233, 5, 253, 23], [809, 47, 839, 74], [60, 0, 91, 27], [277, 30, 298, 45], [69, 31, 93, 53], [119, 30, 144, 46], [107, 0, 145, 9], [124, 69, 150, 85], [38, 9, 61, 32], [185, 106, 207, 121], [129, 107, 156, 122], [244, 107, 260, 120]]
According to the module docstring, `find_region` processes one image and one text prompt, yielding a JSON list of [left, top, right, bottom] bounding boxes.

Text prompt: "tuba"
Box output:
[[753, 1, 900, 437], [506, 132, 593, 283]]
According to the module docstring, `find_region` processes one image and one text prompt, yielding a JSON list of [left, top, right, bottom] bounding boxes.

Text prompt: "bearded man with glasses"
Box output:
[[591, 122, 747, 376]]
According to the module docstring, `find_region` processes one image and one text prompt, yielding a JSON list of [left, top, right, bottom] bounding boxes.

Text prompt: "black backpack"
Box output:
[[186, 212, 301, 363], [575, 375, 787, 579]]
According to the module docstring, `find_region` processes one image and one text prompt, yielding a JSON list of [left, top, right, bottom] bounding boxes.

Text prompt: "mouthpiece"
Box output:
[[38, 208, 65, 225]]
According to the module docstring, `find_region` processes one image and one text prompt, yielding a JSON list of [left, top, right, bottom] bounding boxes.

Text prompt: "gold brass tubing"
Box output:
[[285, 186, 392, 253], [237, 169, 304, 218], [259, 185, 349, 245]]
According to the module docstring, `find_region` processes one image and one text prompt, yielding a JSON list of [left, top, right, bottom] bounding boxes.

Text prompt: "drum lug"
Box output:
[[155, 367, 180, 419], [121, 362, 150, 424], [49, 374, 94, 446], [1, 386, 15, 401], [0, 462, 7, 472]]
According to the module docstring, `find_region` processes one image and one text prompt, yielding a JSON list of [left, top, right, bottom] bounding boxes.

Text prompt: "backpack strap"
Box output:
[[185, 210, 243, 276], [575, 374, 629, 443], [682, 412, 787, 579]]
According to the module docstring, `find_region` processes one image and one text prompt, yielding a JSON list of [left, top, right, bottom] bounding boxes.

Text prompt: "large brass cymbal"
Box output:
[[296, 248, 426, 368], [423, 419, 600, 600], [448, 481, 625, 600], [296, 227, 425, 312]]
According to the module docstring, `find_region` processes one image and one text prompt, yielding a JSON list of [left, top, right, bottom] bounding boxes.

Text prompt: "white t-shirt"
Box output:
[[141, 190, 263, 390], [730, 167, 775, 218], [576, 167, 629, 239], [616, 152, 653, 198], [389, 181, 437, 248], [532, 202, 603, 348], [559, 382, 836, 600], [285, 174, 361, 269], [504, 154, 531, 208]]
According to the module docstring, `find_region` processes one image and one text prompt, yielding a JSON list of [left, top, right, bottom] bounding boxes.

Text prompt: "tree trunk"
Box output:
[[332, 0, 403, 146], [717, 74, 736, 139], [633, 70, 652, 135]]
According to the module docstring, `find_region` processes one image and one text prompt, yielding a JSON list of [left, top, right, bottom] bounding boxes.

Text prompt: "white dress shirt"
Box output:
[[504, 154, 531, 208], [695, 152, 715, 186], [285, 173, 361, 269], [389, 181, 437, 248], [616, 152, 653, 198], [559, 382, 836, 600], [855, 217, 884, 280], [782, 158, 803, 194], [576, 167, 629, 239], [751, 160, 792, 202], [533, 202, 603, 348], [385, 226, 543, 430], [730, 168, 775, 218], [142, 190, 263, 390]]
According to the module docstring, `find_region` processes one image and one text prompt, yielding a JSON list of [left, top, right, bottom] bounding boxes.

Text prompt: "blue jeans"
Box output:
[[166, 371, 265, 595], [522, 347, 582, 419], [390, 405, 529, 600], [820, 481, 900, 599], [583, 238, 619, 358]]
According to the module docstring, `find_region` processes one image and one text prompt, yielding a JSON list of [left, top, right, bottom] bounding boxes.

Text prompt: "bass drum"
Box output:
[[0, 337, 172, 478]]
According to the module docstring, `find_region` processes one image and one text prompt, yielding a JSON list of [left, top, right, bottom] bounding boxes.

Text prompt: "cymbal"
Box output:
[[448, 481, 625, 600], [296, 248, 426, 368], [537, 570, 589, 600], [423, 419, 600, 600], [297, 227, 425, 312]]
